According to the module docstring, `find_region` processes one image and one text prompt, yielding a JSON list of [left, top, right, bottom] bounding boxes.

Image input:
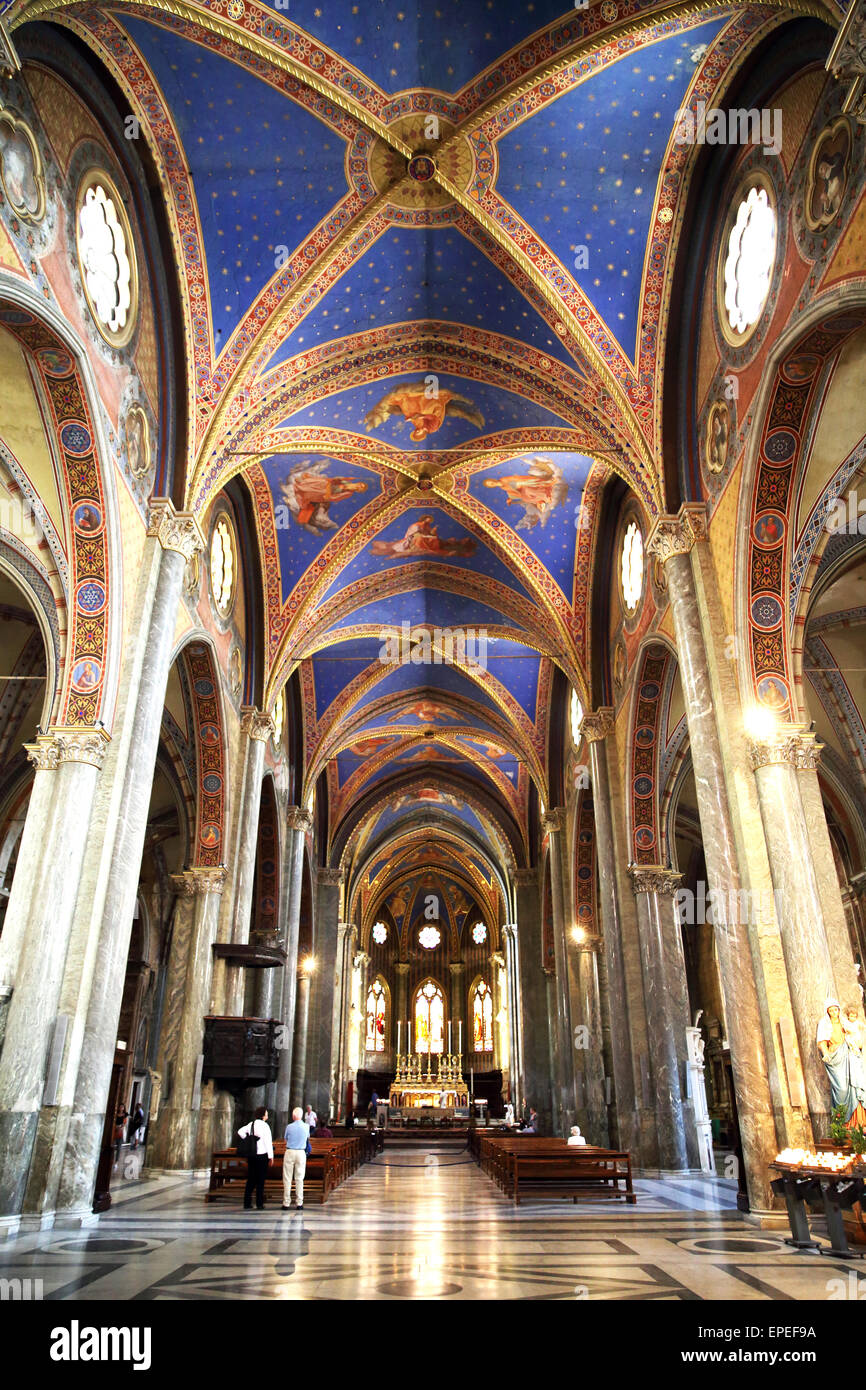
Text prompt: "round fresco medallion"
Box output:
[[200, 723, 220, 745], [261, 895, 275, 915], [751, 594, 783, 630], [262, 858, 275, 876], [194, 678, 214, 697], [763, 429, 796, 464], [0, 109, 45, 223], [61, 421, 92, 456], [71, 656, 101, 692], [202, 773, 222, 795], [639, 680, 660, 701], [200, 824, 221, 848], [633, 774, 654, 797], [76, 579, 106, 614], [73, 500, 102, 534], [756, 674, 789, 712], [805, 117, 851, 233], [634, 826, 655, 852], [577, 865, 592, 881], [781, 352, 820, 384], [578, 904, 592, 919], [407, 153, 435, 182], [39, 348, 74, 377], [752, 511, 786, 548], [579, 829, 593, 844], [125, 403, 151, 478], [635, 725, 655, 746]]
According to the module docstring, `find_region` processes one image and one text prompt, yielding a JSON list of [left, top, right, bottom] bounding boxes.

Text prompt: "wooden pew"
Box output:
[[474, 1134, 635, 1206], [206, 1134, 366, 1205]]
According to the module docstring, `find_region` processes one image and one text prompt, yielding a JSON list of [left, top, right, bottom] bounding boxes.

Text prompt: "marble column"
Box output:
[[307, 868, 342, 1118], [331, 921, 357, 1119], [514, 868, 553, 1132], [583, 711, 638, 1151], [223, 710, 274, 1019], [795, 749, 862, 1010], [151, 868, 226, 1170], [55, 507, 203, 1219], [274, 808, 312, 1128], [573, 936, 609, 1145], [289, 965, 313, 1109], [648, 508, 780, 1212], [543, 809, 577, 1134], [628, 866, 689, 1172], [353, 951, 371, 1084], [0, 731, 109, 1217], [449, 961, 465, 1068], [749, 729, 836, 1135], [500, 924, 522, 1104], [491, 951, 508, 1084]]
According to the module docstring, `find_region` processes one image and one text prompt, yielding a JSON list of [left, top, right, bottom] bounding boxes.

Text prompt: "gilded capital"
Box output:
[[395, 961, 410, 975], [749, 728, 821, 771], [514, 868, 537, 888], [318, 867, 343, 887], [241, 708, 275, 743], [628, 863, 682, 896], [582, 708, 614, 743], [449, 960, 465, 976], [147, 499, 205, 561], [286, 806, 313, 834], [27, 728, 111, 771], [171, 867, 227, 897], [542, 808, 564, 835], [647, 504, 707, 565]]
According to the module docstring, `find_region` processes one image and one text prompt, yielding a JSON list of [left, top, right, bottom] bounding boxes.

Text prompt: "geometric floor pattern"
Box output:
[[0, 1146, 855, 1300]]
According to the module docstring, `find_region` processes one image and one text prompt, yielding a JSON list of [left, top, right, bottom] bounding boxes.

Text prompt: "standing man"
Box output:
[[304, 1103, 318, 1134], [283, 1106, 310, 1211]]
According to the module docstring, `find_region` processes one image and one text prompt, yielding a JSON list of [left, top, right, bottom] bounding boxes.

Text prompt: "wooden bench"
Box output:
[[206, 1134, 367, 1205], [475, 1134, 635, 1206]]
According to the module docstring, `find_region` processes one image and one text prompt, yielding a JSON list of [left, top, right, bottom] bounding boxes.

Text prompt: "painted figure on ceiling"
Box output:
[[387, 699, 454, 724], [483, 457, 567, 530], [371, 515, 476, 558], [364, 382, 484, 441], [279, 460, 368, 536]]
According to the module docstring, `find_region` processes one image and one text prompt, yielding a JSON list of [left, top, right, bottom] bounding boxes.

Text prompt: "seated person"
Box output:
[[567, 1125, 587, 1147], [517, 1106, 539, 1133]]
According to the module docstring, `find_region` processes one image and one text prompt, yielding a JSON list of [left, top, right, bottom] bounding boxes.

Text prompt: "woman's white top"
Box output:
[[238, 1118, 274, 1159]]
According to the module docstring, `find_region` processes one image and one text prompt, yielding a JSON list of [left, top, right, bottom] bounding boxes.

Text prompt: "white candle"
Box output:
[[448, 1021, 452, 1052], [458, 1021, 462, 1054], [408, 1020, 412, 1052], [397, 1020, 402, 1053]]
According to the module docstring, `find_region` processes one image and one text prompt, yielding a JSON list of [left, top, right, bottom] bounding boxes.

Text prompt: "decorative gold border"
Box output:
[[804, 114, 852, 234], [75, 166, 139, 350], [0, 103, 46, 224], [715, 167, 777, 350]]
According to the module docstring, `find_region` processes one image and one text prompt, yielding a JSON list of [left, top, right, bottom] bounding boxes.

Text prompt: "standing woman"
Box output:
[[238, 1106, 274, 1211]]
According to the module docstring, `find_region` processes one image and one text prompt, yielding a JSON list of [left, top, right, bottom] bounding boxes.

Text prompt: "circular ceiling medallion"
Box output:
[[408, 153, 436, 182], [75, 169, 138, 348]]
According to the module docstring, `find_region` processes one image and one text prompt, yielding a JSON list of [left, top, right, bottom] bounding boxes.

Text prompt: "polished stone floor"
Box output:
[[0, 1145, 856, 1300]]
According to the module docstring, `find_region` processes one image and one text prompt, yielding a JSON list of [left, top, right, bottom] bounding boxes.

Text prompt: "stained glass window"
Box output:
[[418, 924, 440, 949], [372, 922, 387, 945], [365, 976, 387, 1053], [472, 979, 494, 1053], [723, 184, 776, 337], [210, 515, 237, 617], [76, 172, 136, 346], [570, 689, 584, 743], [621, 520, 644, 614], [414, 979, 445, 1054], [471, 922, 487, 944]]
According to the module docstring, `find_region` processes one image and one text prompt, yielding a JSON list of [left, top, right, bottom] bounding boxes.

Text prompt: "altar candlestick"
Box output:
[[458, 1021, 462, 1055], [408, 1020, 412, 1053], [448, 1021, 452, 1052], [397, 1021, 402, 1054]]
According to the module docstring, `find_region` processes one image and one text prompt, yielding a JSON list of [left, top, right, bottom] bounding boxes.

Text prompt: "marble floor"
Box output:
[[0, 1145, 858, 1300]]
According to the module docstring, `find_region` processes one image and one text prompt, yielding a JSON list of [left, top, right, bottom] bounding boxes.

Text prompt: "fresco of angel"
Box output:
[[364, 382, 484, 442], [279, 459, 368, 537], [483, 456, 567, 530], [387, 699, 454, 724]]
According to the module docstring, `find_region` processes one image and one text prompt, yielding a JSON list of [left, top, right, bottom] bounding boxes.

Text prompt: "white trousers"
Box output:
[[283, 1148, 307, 1205]]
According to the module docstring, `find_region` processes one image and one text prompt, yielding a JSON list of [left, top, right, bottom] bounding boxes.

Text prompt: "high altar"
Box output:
[[389, 1053, 469, 1110]]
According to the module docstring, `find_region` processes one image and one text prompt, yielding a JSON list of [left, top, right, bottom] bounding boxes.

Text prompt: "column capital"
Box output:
[[395, 961, 410, 975], [26, 727, 111, 771], [827, 0, 866, 121], [646, 504, 708, 565], [748, 727, 820, 771], [582, 708, 614, 743], [628, 863, 682, 896], [500, 922, 518, 940], [491, 951, 506, 969], [542, 807, 565, 835], [318, 866, 343, 886], [286, 806, 313, 833], [448, 960, 465, 976], [241, 707, 275, 743], [170, 867, 228, 897], [514, 868, 537, 888], [146, 499, 205, 560], [354, 951, 371, 970]]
